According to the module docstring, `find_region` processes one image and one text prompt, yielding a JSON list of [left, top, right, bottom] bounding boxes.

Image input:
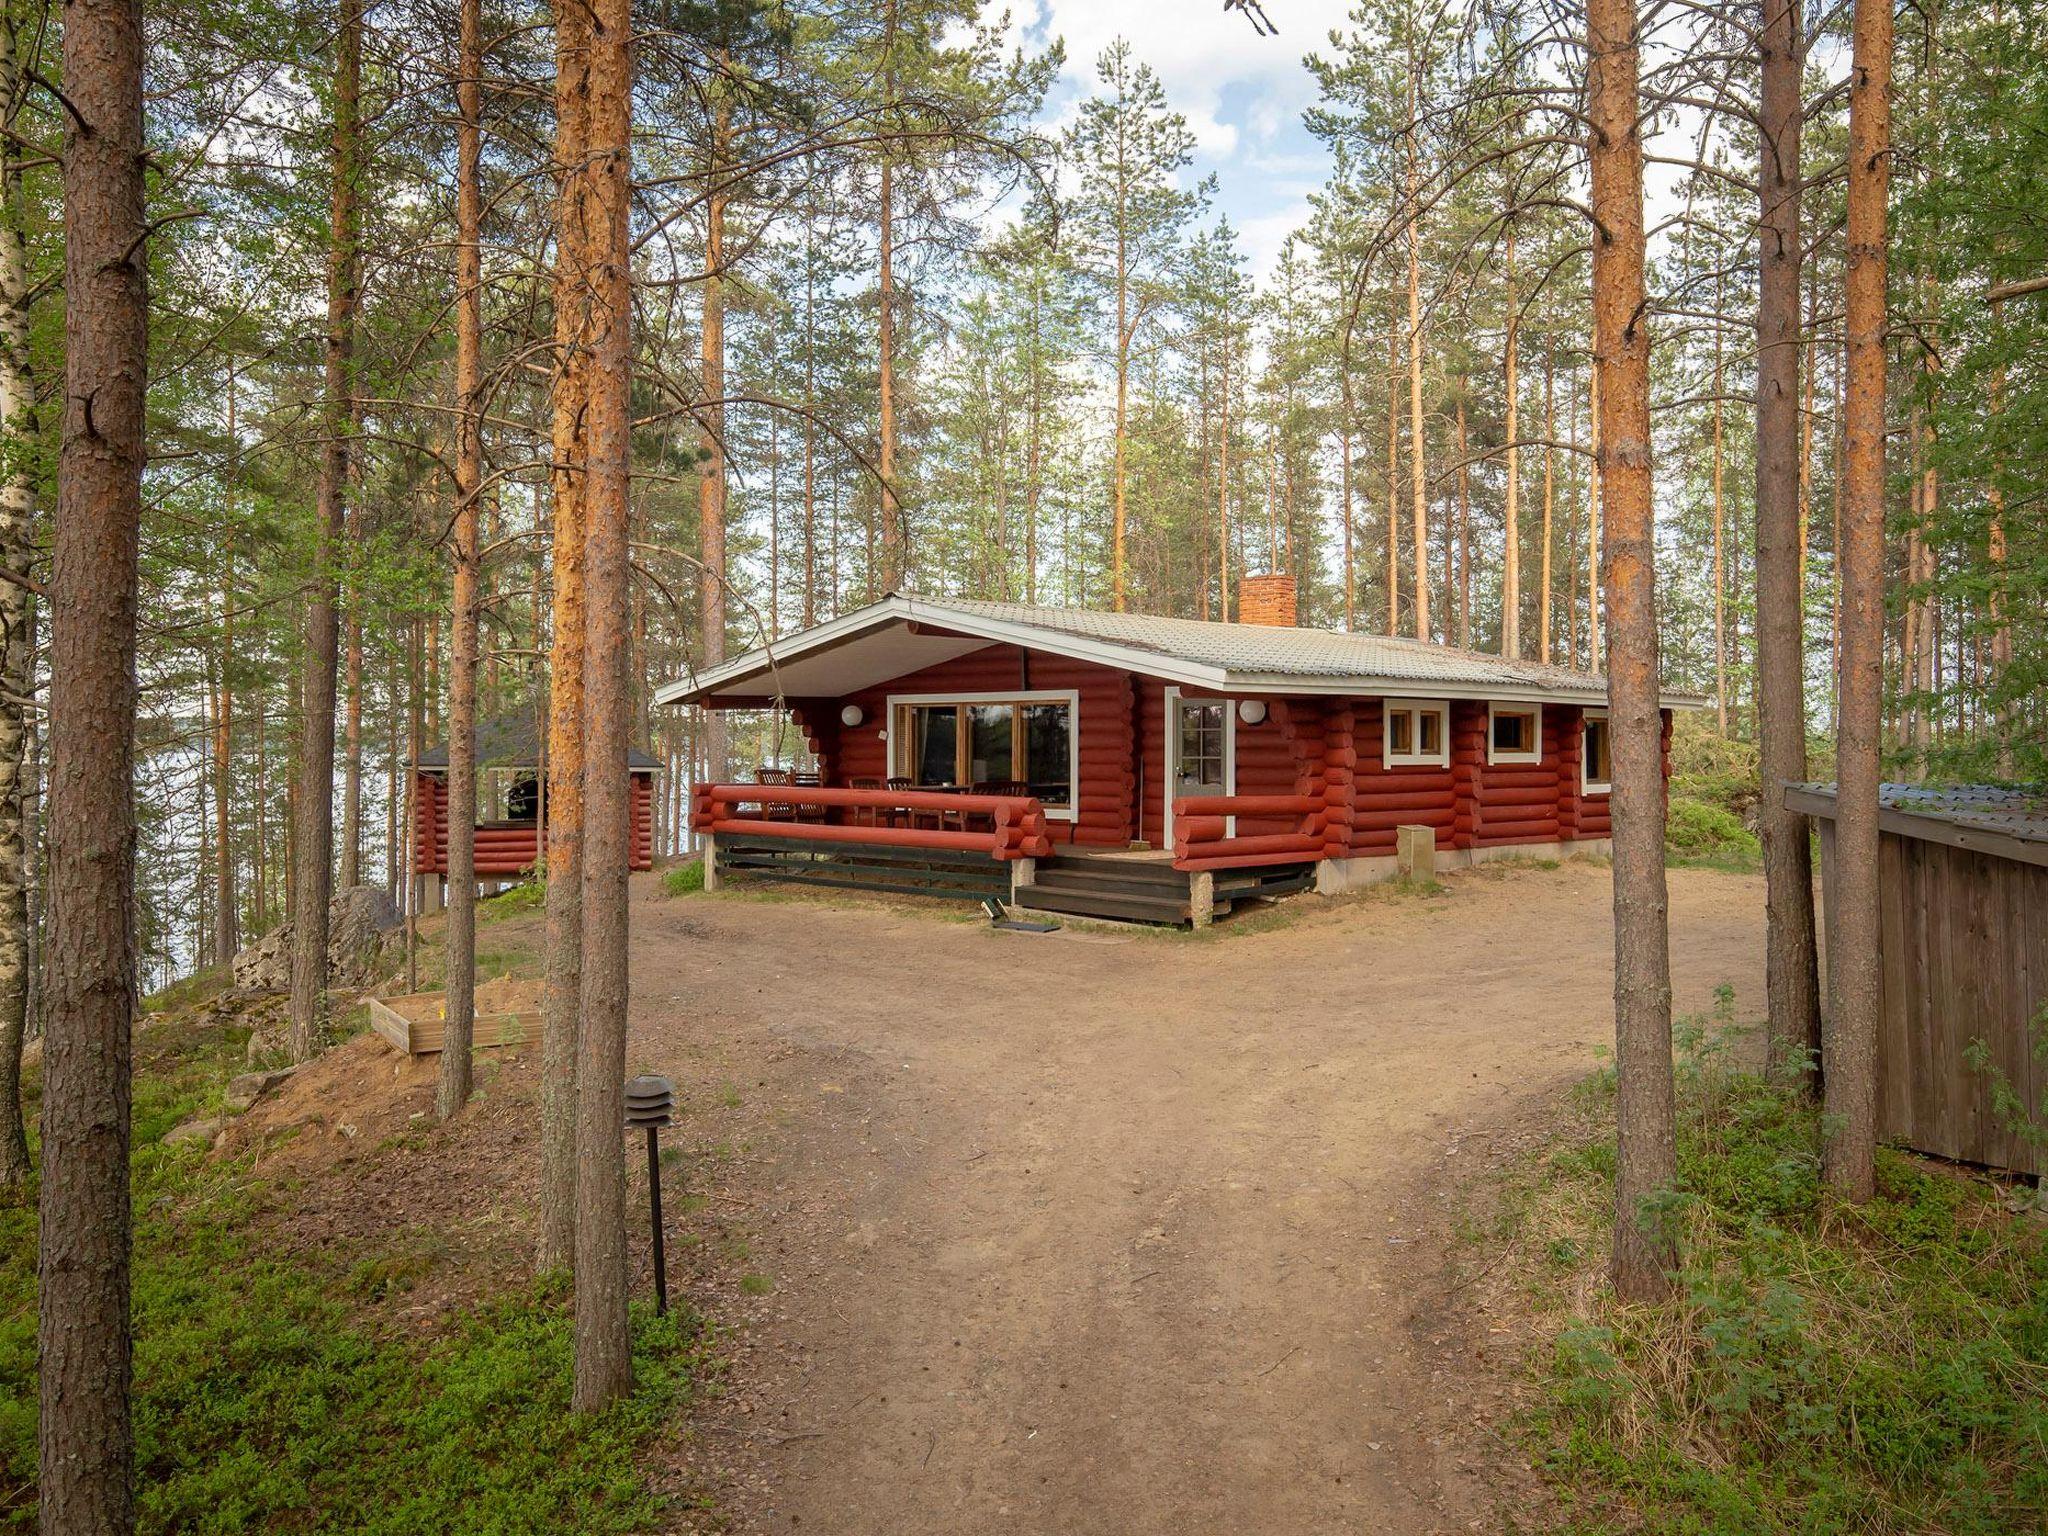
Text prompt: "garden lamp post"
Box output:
[[625, 1074, 676, 1315]]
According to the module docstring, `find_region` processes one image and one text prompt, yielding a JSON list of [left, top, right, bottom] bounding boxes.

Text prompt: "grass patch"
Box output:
[[480, 878, 547, 919], [661, 860, 705, 896], [1665, 795, 1763, 872], [1, 999, 713, 1533], [1507, 1000, 2048, 1534]]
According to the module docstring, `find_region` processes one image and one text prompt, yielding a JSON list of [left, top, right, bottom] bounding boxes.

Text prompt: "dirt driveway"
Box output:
[[630, 859, 1765, 1534]]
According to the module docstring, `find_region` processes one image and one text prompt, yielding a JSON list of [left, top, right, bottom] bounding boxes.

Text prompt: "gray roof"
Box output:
[[1785, 782, 2048, 867], [655, 593, 1708, 708], [419, 714, 659, 772], [925, 598, 1626, 694]]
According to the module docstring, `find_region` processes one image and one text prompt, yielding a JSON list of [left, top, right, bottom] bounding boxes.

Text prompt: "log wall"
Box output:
[[413, 770, 654, 874]]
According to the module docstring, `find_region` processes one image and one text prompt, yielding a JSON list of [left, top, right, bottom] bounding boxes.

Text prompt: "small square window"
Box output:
[[1383, 700, 1450, 768], [1488, 704, 1543, 765]]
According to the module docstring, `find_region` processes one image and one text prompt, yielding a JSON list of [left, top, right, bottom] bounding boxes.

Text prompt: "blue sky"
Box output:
[[1016, 0, 1360, 281]]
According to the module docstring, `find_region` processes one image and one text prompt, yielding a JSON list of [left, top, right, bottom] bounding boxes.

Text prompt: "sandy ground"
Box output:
[[626, 858, 1768, 1535]]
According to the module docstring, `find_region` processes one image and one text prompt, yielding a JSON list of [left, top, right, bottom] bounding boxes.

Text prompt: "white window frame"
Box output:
[[1382, 697, 1450, 769], [883, 688, 1080, 821], [1163, 685, 1236, 845], [1580, 708, 1613, 795], [1487, 701, 1544, 766]]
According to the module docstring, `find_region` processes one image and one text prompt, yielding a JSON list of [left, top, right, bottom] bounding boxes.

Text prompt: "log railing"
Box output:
[[1171, 793, 1327, 871], [690, 784, 1052, 861]]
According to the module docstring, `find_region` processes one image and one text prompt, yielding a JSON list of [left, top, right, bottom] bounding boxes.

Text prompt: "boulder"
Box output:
[[231, 885, 403, 994], [164, 1117, 222, 1148], [224, 1066, 297, 1114]]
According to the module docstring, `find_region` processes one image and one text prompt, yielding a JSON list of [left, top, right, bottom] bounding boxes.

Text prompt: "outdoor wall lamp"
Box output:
[[1237, 699, 1268, 726], [625, 1074, 677, 1315], [840, 704, 865, 727]]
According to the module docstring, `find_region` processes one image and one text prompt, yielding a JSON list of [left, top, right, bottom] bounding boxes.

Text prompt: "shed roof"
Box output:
[[1785, 782, 2048, 869], [656, 593, 1710, 709], [418, 714, 660, 772]]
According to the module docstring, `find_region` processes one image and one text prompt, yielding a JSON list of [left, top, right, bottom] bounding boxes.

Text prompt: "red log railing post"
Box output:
[[1169, 793, 1327, 871], [689, 784, 1050, 860]]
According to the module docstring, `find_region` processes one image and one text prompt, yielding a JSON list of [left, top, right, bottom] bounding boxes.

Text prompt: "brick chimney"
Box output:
[[1237, 573, 1298, 627]]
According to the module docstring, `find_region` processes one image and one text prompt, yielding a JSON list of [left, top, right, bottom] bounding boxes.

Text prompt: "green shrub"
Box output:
[[1523, 1016, 2048, 1534], [1, 1007, 713, 1533], [662, 860, 705, 897], [1666, 796, 1762, 870]]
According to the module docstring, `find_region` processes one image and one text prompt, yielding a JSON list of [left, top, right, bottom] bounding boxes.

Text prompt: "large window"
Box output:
[[1581, 710, 1612, 794], [1383, 698, 1450, 768], [1488, 702, 1543, 765], [888, 690, 1077, 816]]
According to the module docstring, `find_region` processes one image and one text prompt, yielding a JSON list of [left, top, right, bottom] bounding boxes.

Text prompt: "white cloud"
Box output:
[[1015, 0, 1356, 283]]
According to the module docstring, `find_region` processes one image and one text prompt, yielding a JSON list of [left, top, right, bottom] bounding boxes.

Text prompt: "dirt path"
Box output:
[[631, 860, 1765, 1534]]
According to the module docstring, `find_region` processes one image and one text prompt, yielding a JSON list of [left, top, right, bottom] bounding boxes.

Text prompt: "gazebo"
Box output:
[[412, 714, 658, 907]]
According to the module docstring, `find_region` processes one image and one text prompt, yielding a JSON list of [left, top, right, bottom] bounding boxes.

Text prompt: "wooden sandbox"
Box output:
[[367, 976, 544, 1056]]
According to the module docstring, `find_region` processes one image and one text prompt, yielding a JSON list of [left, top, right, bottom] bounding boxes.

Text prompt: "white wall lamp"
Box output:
[[839, 704, 865, 728], [1237, 699, 1268, 726]]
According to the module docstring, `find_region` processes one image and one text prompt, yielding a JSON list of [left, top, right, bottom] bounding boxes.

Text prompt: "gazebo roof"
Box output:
[[418, 714, 659, 773]]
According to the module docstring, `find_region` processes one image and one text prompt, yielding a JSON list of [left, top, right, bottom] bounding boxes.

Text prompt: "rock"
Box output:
[[231, 884, 403, 994], [164, 1117, 222, 1148], [224, 1066, 297, 1114]]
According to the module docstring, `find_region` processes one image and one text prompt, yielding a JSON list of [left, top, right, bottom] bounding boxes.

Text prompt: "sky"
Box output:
[[1017, 0, 1360, 281]]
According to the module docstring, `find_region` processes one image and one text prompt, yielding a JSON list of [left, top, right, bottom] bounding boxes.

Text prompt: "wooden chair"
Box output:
[[750, 766, 792, 821], [967, 780, 1032, 833], [848, 776, 885, 827], [888, 775, 940, 831], [789, 769, 829, 825]]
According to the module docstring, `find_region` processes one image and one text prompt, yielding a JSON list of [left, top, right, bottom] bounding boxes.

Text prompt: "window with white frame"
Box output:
[[1487, 702, 1543, 765], [886, 690, 1078, 817], [1581, 709, 1613, 794], [1383, 699, 1450, 768]]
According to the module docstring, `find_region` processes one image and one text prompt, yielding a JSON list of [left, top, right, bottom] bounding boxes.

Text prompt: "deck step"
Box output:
[[1037, 853, 1186, 888], [1014, 883, 1199, 925], [1025, 864, 1189, 896]]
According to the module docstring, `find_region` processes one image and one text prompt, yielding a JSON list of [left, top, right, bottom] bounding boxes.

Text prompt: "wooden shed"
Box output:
[[1790, 782, 2048, 1177], [413, 715, 658, 902]]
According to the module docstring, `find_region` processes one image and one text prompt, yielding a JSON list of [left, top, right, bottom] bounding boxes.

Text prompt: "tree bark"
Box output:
[[213, 369, 238, 964], [1501, 226, 1520, 658], [1588, 0, 1676, 1303], [341, 616, 362, 889], [1754, 0, 1822, 1083], [439, 0, 484, 1123], [698, 90, 730, 783], [290, 0, 362, 1064], [0, 0, 37, 1189], [1826, 0, 1893, 1205], [1404, 52, 1429, 642], [540, 0, 589, 1274], [572, 0, 634, 1412], [875, 0, 904, 591], [39, 0, 147, 1522], [1540, 343, 1554, 662]]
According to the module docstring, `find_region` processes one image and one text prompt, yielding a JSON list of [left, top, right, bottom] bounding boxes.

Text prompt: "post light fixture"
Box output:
[[625, 1074, 676, 1315], [1237, 699, 1268, 726], [840, 703, 865, 728]]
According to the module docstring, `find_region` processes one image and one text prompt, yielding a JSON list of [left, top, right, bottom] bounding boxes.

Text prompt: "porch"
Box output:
[[691, 783, 1318, 927]]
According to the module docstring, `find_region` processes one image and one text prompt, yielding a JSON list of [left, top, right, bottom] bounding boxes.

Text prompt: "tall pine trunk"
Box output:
[[698, 93, 729, 781], [0, 0, 37, 1189], [572, 0, 635, 1412], [1501, 227, 1520, 658], [439, 0, 484, 1122], [1403, 53, 1428, 642], [1754, 0, 1821, 1082], [875, 0, 903, 591], [1826, 0, 1893, 1204], [38, 0, 147, 1520], [290, 0, 361, 1063], [540, 0, 590, 1272], [1588, 0, 1676, 1304]]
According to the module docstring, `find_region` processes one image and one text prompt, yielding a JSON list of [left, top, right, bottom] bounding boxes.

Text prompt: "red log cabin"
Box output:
[[412, 714, 657, 905], [659, 577, 1698, 926]]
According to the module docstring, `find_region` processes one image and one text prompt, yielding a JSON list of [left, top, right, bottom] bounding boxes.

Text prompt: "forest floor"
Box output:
[[597, 856, 1769, 1534]]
